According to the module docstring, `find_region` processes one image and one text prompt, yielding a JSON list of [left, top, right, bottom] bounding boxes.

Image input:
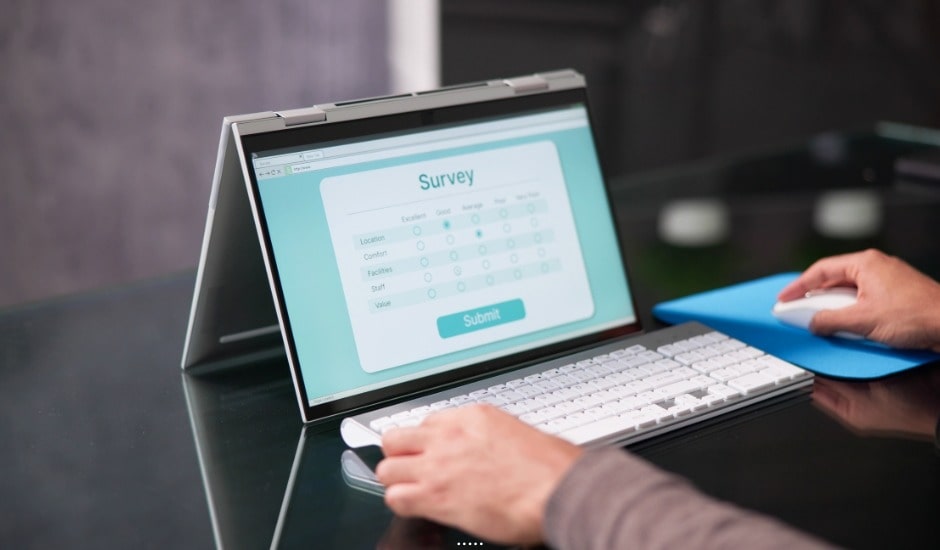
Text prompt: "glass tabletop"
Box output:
[[2, 125, 939, 549]]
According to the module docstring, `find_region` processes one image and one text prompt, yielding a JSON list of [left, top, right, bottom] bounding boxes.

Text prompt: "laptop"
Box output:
[[183, 69, 812, 450]]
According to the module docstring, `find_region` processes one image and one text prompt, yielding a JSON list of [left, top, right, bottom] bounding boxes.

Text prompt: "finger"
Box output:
[[382, 425, 428, 456], [777, 254, 860, 301], [811, 378, 847, 415], [809, 306, 873, 338], [375, 456, 421, 485], [384, 481, 427, 518]]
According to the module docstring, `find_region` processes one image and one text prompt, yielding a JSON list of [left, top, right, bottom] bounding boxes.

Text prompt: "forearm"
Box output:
[[543, 447, 836, 550]]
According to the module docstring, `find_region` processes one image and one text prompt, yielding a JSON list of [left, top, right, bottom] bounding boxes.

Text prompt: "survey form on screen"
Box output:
[[320, 140, 594, 373]]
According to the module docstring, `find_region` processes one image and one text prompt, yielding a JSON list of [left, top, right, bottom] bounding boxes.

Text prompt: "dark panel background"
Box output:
[[441, 0, 940, 178]]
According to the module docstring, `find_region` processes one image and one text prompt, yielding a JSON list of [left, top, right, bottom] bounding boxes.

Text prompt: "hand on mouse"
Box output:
[[778, 249, 940, 352]]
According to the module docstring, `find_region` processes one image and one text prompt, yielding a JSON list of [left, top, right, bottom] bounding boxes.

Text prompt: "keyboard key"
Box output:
[[569, 383, 595, 396], [620, 408, 658, 429], [605, 371, 635, 384], [582, 405, 613, 421], [502, 402, 530, 415], [519, 411, 549, 425], [538, 404, 568, 421], [586, 364, 615, 377], [707, 383, 740, 398], [760, 361, 808, 382], [558, 414, 636, 445], [561, 411, 592, 429], [588, 377, 618, 391], [569, 370, 599, 383], [643, 369, 691, 388], [449, 395, 474, 406], [570, 395, 604, 410], [369, 416, 394, 432], [622, 356, 653, 368], [531, 392, 564, 407], [674, 393, 700, 405], [478, 394, 509, 406], [727, 372, 775, 394], [589, 388, 621, 403], [552, 373, 579, 386], [666, 403, 693, 417], [674, 350, 706, 365], [534, 379, 563, 392], [552, 401, 583, 416], [648, 359, 681, 374], [657, 378, 707, 399], [635, 391, 659, 404], [709, 367, 742, 382], [397, 416, 423, 428], [657, 344, 680, 356], [515, 385, 544, 398], [537, 418, 572, 434]]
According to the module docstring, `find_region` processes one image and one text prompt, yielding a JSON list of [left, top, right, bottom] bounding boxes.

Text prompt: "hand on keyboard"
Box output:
[[376, 404, 582, 545]]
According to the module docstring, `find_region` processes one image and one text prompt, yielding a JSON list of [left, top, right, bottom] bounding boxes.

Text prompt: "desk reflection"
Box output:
[[813, 365, 940, 442], [183, 362, 500, 549], [182, 361, 300, 550]]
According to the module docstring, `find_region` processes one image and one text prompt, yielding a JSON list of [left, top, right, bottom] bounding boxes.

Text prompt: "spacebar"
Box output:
[[557, 415, 636, 446]]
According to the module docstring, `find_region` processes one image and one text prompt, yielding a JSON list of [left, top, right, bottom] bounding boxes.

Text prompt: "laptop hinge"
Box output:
[[503, 75, 549, 94], [275, 106, 327, 127]]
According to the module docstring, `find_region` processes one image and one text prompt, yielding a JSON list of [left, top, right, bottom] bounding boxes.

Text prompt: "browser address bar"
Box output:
[[257, 107, 588, 178]]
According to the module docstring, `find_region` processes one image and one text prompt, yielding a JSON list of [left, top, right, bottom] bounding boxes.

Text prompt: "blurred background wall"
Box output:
[[1, 0, 938, 308], [0, 0, 393, 308]]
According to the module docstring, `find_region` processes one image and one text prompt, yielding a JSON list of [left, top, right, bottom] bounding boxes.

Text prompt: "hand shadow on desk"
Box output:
[[377, 516, 530, 550], [812, 366, 940, 441], [377, 517, 447, 550]]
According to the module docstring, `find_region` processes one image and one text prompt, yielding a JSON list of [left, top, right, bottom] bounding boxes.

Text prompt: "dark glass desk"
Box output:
[[2, 126, 940, 549]]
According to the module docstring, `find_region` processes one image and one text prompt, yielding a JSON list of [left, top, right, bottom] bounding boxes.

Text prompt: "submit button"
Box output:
[[437, 299, 526, 339]]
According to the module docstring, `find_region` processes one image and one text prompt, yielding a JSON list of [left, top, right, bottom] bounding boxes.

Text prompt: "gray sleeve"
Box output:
[[543, 447, 837, 550]]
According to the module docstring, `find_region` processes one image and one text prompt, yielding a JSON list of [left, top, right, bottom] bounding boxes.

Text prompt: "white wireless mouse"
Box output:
[[772, 287, 861, 339]]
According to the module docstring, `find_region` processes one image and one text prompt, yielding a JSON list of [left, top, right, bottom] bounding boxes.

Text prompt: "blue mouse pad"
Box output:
[[652, 273, 940, 380]]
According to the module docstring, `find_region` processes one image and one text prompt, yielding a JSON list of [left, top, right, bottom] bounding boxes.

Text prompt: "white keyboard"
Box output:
[[340, 322, 813, 448]]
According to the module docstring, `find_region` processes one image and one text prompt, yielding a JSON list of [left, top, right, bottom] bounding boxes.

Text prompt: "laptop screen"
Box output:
[[243, 91, 638, 419]]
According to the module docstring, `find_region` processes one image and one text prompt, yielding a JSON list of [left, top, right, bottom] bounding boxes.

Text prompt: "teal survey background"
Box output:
[[257, 110, 636, 404]]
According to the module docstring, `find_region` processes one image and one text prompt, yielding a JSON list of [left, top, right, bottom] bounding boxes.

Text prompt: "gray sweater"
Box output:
[[544, 448, 836, 549]]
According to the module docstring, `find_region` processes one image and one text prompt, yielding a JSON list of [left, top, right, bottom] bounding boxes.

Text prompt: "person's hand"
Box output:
[[375, 404, 582, 545], [812, 369, 940, 440], [778, 249, 940, 352]]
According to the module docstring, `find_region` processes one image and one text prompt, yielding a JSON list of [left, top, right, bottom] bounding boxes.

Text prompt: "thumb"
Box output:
[[810, 306, 871, 338]]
